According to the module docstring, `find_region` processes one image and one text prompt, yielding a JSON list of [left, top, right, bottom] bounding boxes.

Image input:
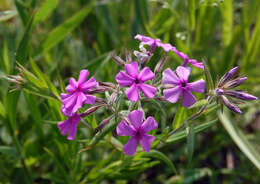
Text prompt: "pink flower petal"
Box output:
[[116, 120, 136, 136], [69, 78, 78, 88], [163, 86, 181, 103], [60, 93, 70, 100], [140, 134, 154, 152], [71, 93, 86, 114], [125, 61, 139, 78], [162, 68, 180, 84], [188, 79, 205, 93], [126, 83, 139, 102], [63, 94, 77, 109], [65, 84, 76, 93], [189, 59, 204, 69], [182, 90, 197, 108], [141, 117, 158, 133], [157, 42, 173, 52], [134, 34, 154, 45], [138, 67, 155, 82], [57, 114, 80, 140], [116, 71, 135, 87], [80, 77, 97, 91], [138, 83, 156, 98], [123, 137, 138, 156], [176, 66, 191, 82], [58, 120, 69, 135], [77, 70, 89, 85], [128, 110, 143, 130], [84, 94, 96, 105]]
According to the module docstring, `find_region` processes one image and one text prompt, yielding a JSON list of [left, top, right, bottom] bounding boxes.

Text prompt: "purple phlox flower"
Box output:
[[58, 113, 81, 140], [61, 70, 98, 117], [116, 110, 158, 156], [135, 34, 173, 53], [135, 34, 204, 69], [215, 67, 258, 114], [162, 66, 205, 108], [116, 61, 156, 102]]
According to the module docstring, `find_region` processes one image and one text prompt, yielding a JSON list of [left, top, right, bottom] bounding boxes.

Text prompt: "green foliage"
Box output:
[[0, 0, 259, 183]]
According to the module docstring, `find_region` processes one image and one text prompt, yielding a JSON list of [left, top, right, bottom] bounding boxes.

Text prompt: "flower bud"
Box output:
[[219, 95, 242, 114], [112, 54, 125, 66], [98, 81, 116, 89], [224, 90, 258, 101], [80, 104, 106, 117], [96, 115, 114, 131], [219, 67, 239, 87], [223, 77, 247, 89], [154, 56, 167, 74]]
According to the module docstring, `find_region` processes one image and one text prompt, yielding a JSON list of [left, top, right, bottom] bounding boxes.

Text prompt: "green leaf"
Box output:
[[6, 91, 20, 129], [167, 119, 217, 143], [186, 124, 195, 165], [0, 146, 19, 158], [188, 0, 195, 31], [3, 40, 11, 74], [16, 15, 34, 65], [142, 150, 177, 174], [0, 10, 17, 22], [203, 59, 214, 92], [15, 0, 29, 26], [172, 102, 187, 130], [33, 0, 58, 27], [34, 0, 96, 57], [218, 112, 260, 170], [220, 0, 233, 46]]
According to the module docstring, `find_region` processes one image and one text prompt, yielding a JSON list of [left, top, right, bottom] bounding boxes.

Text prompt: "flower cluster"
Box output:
[[56, 34, 257, 156]]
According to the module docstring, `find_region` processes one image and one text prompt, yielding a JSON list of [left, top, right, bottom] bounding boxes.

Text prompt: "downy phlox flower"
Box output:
[[116, 110, 158, 156], [61, 70, 98, 117], [215, 67, 258, 114], [58, 113, 81, 140], [163, 66, 205, 108], [116, 61, 156, 101]]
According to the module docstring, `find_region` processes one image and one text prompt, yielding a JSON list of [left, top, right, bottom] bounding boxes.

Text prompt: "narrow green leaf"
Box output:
[[33, 0, 58, 27], [188, 0, 195, 31], [142, 150, 178, 174], [3, 40, 11, 74], [15, 0, 29, 26], [187, 124, 195, 164], [220, 0, 233, 46], [6, 91, 20, 129], [172, 102, 187, 130], [218, 112, 260, 170], [35, 0, 96, 57], [167, 119, 217, 143], [0, 10, 17, 22], [203, 59, 214, 92], [16, 15, 34, 65], [0, 101, 6, 118], [0, 146, 19, 158]]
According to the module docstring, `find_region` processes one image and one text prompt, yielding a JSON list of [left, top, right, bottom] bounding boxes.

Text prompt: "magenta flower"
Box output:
[[116, 61, 156, 102], [135, 34, 173, 53], [116, 110, 158, 156], [163, 66, 205, 108], [135, 34, 204, 69], [57, 113, 81, 140], [61, 70, 98, 117]]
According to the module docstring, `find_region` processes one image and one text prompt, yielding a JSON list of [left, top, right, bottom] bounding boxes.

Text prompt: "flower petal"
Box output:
[[57, 114, 80, 140], [80, 77, 98, 91], [123, 137, 138, 156], [163, 86, 181, 103], [128, 110, 143, 130], [162, 68, 180, 84], [138, 83, 156, 98], [57, 120, 69, 135], [69, 78, 78, 88], [188, 59, 204, 69], [140, 134, 154, 152], [71, 93, 86, 114], [116, 120, 136, 136], [220, 95, 242, 114], [65, 84, 76, 93], [176, 66, 191, 82], [138, 67, 155, 82], [135, 34, 154, 45], [141, 117, 158, 133], [125, 61, 139, 78], [126, 83, 139, 102], [188, 79, 205, 93], [182, 90, 196, 108], [77, 70, 89, 85], [116, 71, 135, 86], [156, 42, 173, 52], [63, 93, 77, 109], [84, 94, 96, 105]]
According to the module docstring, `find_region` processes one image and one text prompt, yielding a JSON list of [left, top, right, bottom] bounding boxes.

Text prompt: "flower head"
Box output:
[[57, 113, 81, 140], [61, 70, 98, 117], [162, 66, 205, 108], [116, 61, 156, 101], [215, 67, 258, 114], [116, 110, 158, 156]]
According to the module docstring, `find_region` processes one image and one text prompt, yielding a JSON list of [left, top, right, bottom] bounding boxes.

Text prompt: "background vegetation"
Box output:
[[0, 0, 260, 183]]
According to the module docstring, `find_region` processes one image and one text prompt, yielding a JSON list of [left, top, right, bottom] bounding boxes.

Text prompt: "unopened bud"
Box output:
[[87, 86, 109, 94], [219, 67, 239, 87], [219, 95, 242, 114], [154, 56, 167, 74], [224, 90, 258, 101], [108, 92, 117, 105], [223, 77, 247, 89], [97, 115, 114, 131], [125, 50, 132, 63], [99, 82, 116, 89], [80, 104, 106, 117], [95, 97, 106, 103], [112, 55, 125, 67]]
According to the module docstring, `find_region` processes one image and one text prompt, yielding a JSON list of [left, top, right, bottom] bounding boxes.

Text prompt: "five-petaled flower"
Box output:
[[116, 61, 156, 102], [61, 70, 98, 117], [215, 66, 258, 114], [162, 66, 205, 108], [58, 113, 81, 140], [116, 110, 158, 156]]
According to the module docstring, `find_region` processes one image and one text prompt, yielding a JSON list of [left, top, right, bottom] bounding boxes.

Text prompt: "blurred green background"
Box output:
[[0, 0, 260, 183]]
